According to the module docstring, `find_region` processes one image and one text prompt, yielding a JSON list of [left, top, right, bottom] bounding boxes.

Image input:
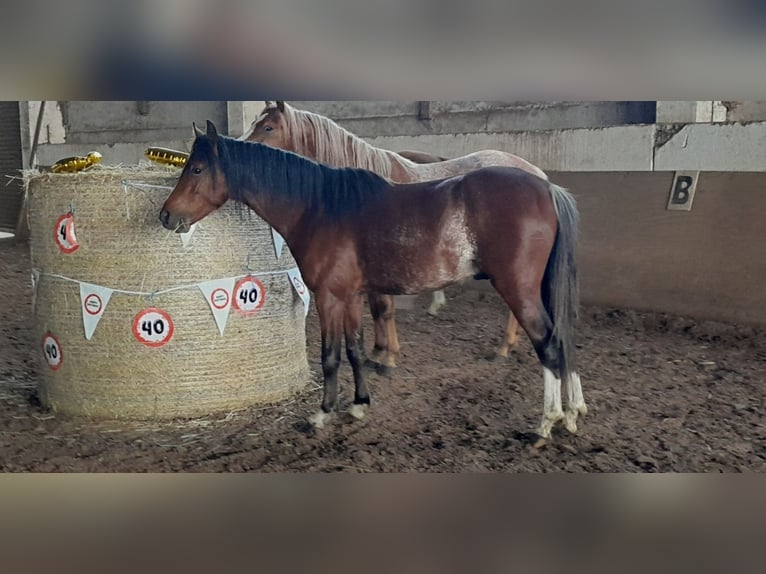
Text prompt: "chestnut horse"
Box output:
[[242, 101, 541, 370], [160, 121, 585, 442]]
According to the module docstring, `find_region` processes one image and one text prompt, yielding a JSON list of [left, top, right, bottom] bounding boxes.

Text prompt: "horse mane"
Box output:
[[212, 135, 391, 219], [282, 103, 417, 180]]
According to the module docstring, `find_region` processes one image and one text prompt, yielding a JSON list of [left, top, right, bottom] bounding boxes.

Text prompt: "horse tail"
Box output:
[[542, 183, 580, 382]]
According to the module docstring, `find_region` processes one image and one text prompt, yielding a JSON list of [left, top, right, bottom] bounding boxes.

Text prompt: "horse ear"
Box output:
[[276, 101, 285, 112], [193, 122, 204, 137], [206, 120, 218, 141]]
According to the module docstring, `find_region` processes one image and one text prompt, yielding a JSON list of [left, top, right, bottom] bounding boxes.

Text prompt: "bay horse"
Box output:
[[160, 121, 586, 442], [242, 101, 543, 370]]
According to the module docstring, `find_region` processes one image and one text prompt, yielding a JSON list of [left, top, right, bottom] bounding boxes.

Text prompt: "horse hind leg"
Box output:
[[491, 279, 565, 441], [494, 311, 520, 359], [366, 293, 389, 368], [427, 290, 447, 316], [564, 372, 587, 433], [367, 293, 399, 374]]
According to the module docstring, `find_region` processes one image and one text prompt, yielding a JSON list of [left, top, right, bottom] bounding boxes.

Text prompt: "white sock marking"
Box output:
[[539, 367, 564, 438]]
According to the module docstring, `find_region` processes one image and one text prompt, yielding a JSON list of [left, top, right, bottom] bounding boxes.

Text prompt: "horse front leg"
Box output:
[[309, 291, 345, 430], [345, 294, 370, 420]]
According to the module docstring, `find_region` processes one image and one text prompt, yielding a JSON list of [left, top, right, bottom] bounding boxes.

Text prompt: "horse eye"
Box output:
[[192, 167, 202, 175], [264, 126, 273, 132]]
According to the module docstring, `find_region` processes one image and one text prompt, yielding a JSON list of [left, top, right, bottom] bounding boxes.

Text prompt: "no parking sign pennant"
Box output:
[[79, 282, 114, 340], [198, 277, 236, 335], [287, 267, 310, 318]]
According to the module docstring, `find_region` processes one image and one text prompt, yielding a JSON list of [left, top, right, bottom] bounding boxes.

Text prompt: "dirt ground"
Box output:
[[1, 239, 764, 472]]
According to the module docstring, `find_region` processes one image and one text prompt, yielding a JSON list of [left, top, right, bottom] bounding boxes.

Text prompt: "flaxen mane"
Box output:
[[282, 103, 417, 180]]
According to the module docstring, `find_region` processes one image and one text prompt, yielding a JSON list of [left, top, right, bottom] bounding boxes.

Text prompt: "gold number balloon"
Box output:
[[144, 147, 189, 168], [51, 151, 103, 173]]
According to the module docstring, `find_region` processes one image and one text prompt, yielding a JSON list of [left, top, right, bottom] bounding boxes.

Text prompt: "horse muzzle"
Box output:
[[159, 208, 188, 233]]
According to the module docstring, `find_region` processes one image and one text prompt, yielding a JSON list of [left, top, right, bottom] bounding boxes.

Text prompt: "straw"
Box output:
[[26, 165, 310, 420]]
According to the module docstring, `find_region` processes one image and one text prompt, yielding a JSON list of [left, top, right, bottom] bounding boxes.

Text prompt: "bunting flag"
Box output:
[[33, 266, 304, 343], [179, 223, 198, 247], [197, 277, 236, 336], [287, 267, 311, 318], [271, 228, 285, 260], [79, 282, 114, 340]]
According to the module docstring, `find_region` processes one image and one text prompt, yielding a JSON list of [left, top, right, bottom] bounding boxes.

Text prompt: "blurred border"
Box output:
[[1, 0, 766, 100], [0, 474, 763, 572]]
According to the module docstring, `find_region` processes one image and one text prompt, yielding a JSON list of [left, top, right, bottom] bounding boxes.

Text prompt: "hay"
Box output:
[[26, 164, 310, 420]]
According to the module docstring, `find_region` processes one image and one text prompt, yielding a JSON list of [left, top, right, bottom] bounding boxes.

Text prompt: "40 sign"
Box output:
[[132, 308, 175, 348], [233, 276, 266, 316], [41, 333, 63, 371]]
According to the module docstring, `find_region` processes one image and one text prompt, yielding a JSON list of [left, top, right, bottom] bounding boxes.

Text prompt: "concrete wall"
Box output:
[[366, 126, 656, 172], [25, 100, 766, 173], [653, 122, 766, 171], [26, 101, 229, 168], [294, 101, 655, 137]]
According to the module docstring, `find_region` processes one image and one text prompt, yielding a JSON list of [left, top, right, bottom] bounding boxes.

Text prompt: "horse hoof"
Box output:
[[564, 415, 578, 435], [375, 363, 395, 377], [533, 437, 548, 449], [348, 403, 367, 420], [364, 358, 381, 371], [308, 410, 333, 430]]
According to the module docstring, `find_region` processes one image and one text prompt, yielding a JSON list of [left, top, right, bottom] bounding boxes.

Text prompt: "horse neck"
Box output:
[[223, 140, 316, 242], [287, 106, 419, 182]]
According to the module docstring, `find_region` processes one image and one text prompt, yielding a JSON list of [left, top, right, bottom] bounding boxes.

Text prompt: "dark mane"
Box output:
[[200, 135, 391, 218]]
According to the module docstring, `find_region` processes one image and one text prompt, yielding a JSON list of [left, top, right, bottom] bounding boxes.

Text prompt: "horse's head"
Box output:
[[160, 120, 230, 233], [242, 101, 288, 149]]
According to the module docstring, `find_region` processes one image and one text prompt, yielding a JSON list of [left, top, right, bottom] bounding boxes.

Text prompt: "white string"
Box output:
[[121, 180, 174, 192], [33, 268, 300, 298]]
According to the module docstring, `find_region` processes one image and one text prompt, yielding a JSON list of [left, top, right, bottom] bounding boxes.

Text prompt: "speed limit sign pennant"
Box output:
[[286, 268, 310, 318], [198, 277, 236, 336], [79, 282, 114, 340]]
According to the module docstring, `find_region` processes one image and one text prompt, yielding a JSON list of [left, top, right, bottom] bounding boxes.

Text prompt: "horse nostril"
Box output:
[[160, 209, 170, 227]]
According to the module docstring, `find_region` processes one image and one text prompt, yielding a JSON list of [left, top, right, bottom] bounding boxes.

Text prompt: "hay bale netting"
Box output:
[[26, 165, 310, 419]]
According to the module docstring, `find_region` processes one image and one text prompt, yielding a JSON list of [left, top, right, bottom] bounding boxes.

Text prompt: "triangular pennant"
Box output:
[[272, 228, 285, 259], [180, 223, 198, 247], [79, 282, 114, 340], [198, 277, 236, 336], [286, 268, 310, 318]]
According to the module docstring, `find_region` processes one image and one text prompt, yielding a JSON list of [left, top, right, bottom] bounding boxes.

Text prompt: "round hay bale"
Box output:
[[27, 165, 310, 420]]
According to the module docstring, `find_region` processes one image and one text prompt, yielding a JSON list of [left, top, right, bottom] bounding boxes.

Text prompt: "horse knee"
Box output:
[[322, 354, 340, 378]]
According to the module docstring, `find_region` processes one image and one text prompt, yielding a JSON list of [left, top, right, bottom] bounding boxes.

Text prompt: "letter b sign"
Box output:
[[667, 171, 698, 211]]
